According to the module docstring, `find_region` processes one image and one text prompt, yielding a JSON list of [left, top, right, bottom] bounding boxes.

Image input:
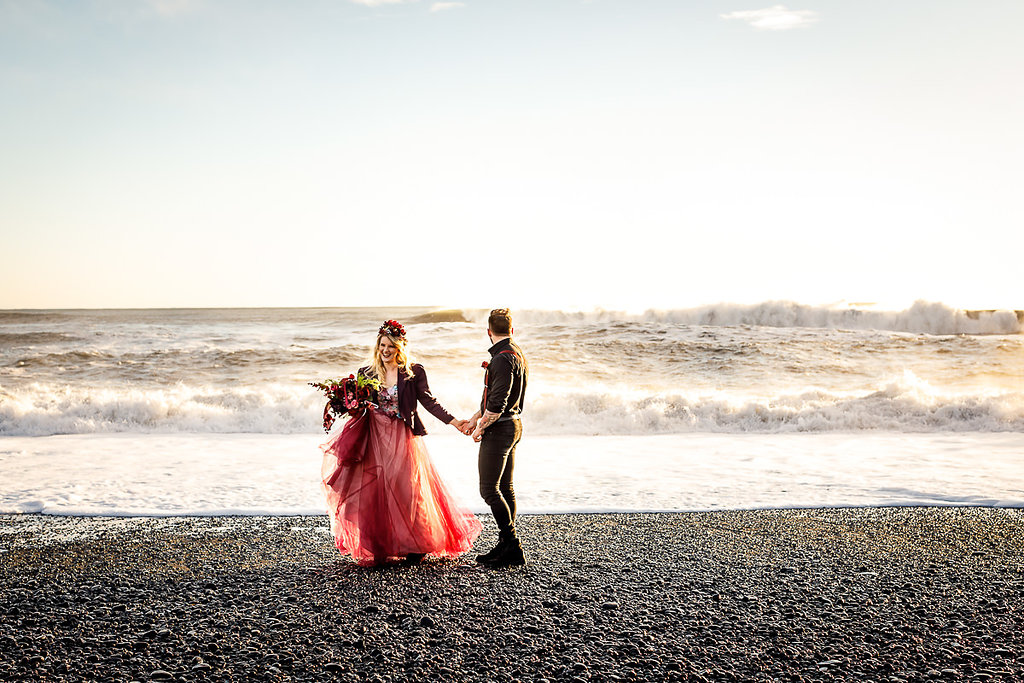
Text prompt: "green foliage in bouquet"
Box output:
[[310, 373, 383, 433]]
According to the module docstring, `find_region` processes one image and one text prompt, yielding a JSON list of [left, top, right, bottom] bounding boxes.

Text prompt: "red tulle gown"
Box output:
[[320, 384, 482, 566]]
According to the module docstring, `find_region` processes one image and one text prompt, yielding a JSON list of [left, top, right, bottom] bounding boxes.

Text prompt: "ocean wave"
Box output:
[[3, 346, 369, 378], [406, 309, 471, 324], [2, 376, 1021, 437], [0, 332, 80, 346], [491, 301, 1023, 335], [0, 384, 321, 436], [528, 385, 1024, 435]]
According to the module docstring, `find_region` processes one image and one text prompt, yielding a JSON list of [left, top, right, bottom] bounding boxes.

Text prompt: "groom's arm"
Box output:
[[473, 355, 515, 440], [484, 355, 515, 415], [471, 410, 502, 441], [477, 410, 502, 430]]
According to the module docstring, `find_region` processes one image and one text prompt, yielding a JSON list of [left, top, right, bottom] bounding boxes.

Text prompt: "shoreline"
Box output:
[[2, 501, 1024, 518], [6, 431, 1024, 516], [2, 507, 1023, 682]]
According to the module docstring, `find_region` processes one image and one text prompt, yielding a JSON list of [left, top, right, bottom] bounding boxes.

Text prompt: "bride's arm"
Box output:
[[412, 365, 459, 426]]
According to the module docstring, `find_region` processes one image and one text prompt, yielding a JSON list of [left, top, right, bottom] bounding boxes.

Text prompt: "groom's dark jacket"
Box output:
[[360, 364, 454, 436]]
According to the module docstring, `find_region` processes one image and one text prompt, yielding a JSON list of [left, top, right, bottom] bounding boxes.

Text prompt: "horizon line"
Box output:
[[1, 301, 1022, 315]]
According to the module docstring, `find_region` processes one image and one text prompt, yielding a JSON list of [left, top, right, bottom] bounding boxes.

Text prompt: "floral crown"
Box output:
[[379, 319, 406, 340]]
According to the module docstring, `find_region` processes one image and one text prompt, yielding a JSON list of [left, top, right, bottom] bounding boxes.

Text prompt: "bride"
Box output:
[[320, 320, 481, 566]]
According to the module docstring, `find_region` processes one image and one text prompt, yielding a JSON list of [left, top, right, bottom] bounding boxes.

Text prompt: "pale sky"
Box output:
[[1, 0, 1022, 311]]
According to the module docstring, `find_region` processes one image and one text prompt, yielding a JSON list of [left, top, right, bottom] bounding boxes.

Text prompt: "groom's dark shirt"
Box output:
[[483, 338, 528, 420]]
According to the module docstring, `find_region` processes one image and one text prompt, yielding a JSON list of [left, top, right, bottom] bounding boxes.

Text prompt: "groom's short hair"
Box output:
[[488, 308, 512, 336]]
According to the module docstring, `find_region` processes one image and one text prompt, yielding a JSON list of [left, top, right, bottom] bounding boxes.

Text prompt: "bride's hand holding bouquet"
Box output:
[[309, 373, 382, 433]]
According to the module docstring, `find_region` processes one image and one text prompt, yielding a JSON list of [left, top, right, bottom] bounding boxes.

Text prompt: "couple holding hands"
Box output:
[[319, 309, 528, 569]]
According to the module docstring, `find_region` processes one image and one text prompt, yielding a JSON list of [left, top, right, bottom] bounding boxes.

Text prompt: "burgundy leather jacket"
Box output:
[[360, 363, 454, 436]]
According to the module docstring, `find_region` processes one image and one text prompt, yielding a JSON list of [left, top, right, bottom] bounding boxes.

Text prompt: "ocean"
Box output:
[[1, 302, 1022, 515]]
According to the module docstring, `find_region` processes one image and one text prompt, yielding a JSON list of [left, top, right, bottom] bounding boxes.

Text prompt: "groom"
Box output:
[[465, 308, 528, 568]]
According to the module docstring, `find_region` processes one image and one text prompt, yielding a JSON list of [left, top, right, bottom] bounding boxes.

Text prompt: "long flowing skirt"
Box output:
[[320, 408, 482, 565]]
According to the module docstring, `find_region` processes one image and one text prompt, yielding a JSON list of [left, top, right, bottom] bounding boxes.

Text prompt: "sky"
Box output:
[[1, 0, 1022, 311]]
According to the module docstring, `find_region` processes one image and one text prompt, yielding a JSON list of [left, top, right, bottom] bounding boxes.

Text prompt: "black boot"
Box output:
[[475, 534, 509, 564], [480, 535, 525, 568], [400, 553, 426, 566]]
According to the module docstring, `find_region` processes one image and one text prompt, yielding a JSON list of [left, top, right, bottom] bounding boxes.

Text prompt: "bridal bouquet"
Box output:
[[310, 373, 382, 433]]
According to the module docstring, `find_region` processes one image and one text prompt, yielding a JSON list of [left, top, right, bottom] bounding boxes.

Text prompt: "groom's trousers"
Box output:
[[478, 419, 522, 537]]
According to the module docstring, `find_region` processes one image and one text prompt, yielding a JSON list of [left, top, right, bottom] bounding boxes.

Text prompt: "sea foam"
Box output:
[[495, 300, 1023, 335], [2, 432, 1022, 515], [2, 374, 1021, 437]]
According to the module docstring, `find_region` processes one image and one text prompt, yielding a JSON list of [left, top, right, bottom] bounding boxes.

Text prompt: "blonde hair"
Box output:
[[368, 332, 414, 383]]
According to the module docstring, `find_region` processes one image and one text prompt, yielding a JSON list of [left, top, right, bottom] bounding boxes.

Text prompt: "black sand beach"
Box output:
[[2, 508, 1022, 682]]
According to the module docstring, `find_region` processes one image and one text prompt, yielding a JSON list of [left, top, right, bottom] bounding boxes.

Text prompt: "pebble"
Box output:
[[1, 509, 1022, 682]]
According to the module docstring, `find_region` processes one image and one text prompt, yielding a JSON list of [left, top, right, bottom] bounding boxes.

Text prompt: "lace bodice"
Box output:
[[377, 383, 400, 418]]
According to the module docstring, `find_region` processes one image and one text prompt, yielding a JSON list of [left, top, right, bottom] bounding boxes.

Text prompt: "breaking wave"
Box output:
[[528, 383, 1024, 435], [2, 375, 1021, 437], [485, 301, 1023, 335]]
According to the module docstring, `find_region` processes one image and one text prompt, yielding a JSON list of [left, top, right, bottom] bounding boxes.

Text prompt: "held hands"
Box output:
[[451, 418, 481, 438], [453, 412, 491, 441], [468, 410, 499, 442], [458, 413, 481, 438], [462, 418, 479, 437]]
